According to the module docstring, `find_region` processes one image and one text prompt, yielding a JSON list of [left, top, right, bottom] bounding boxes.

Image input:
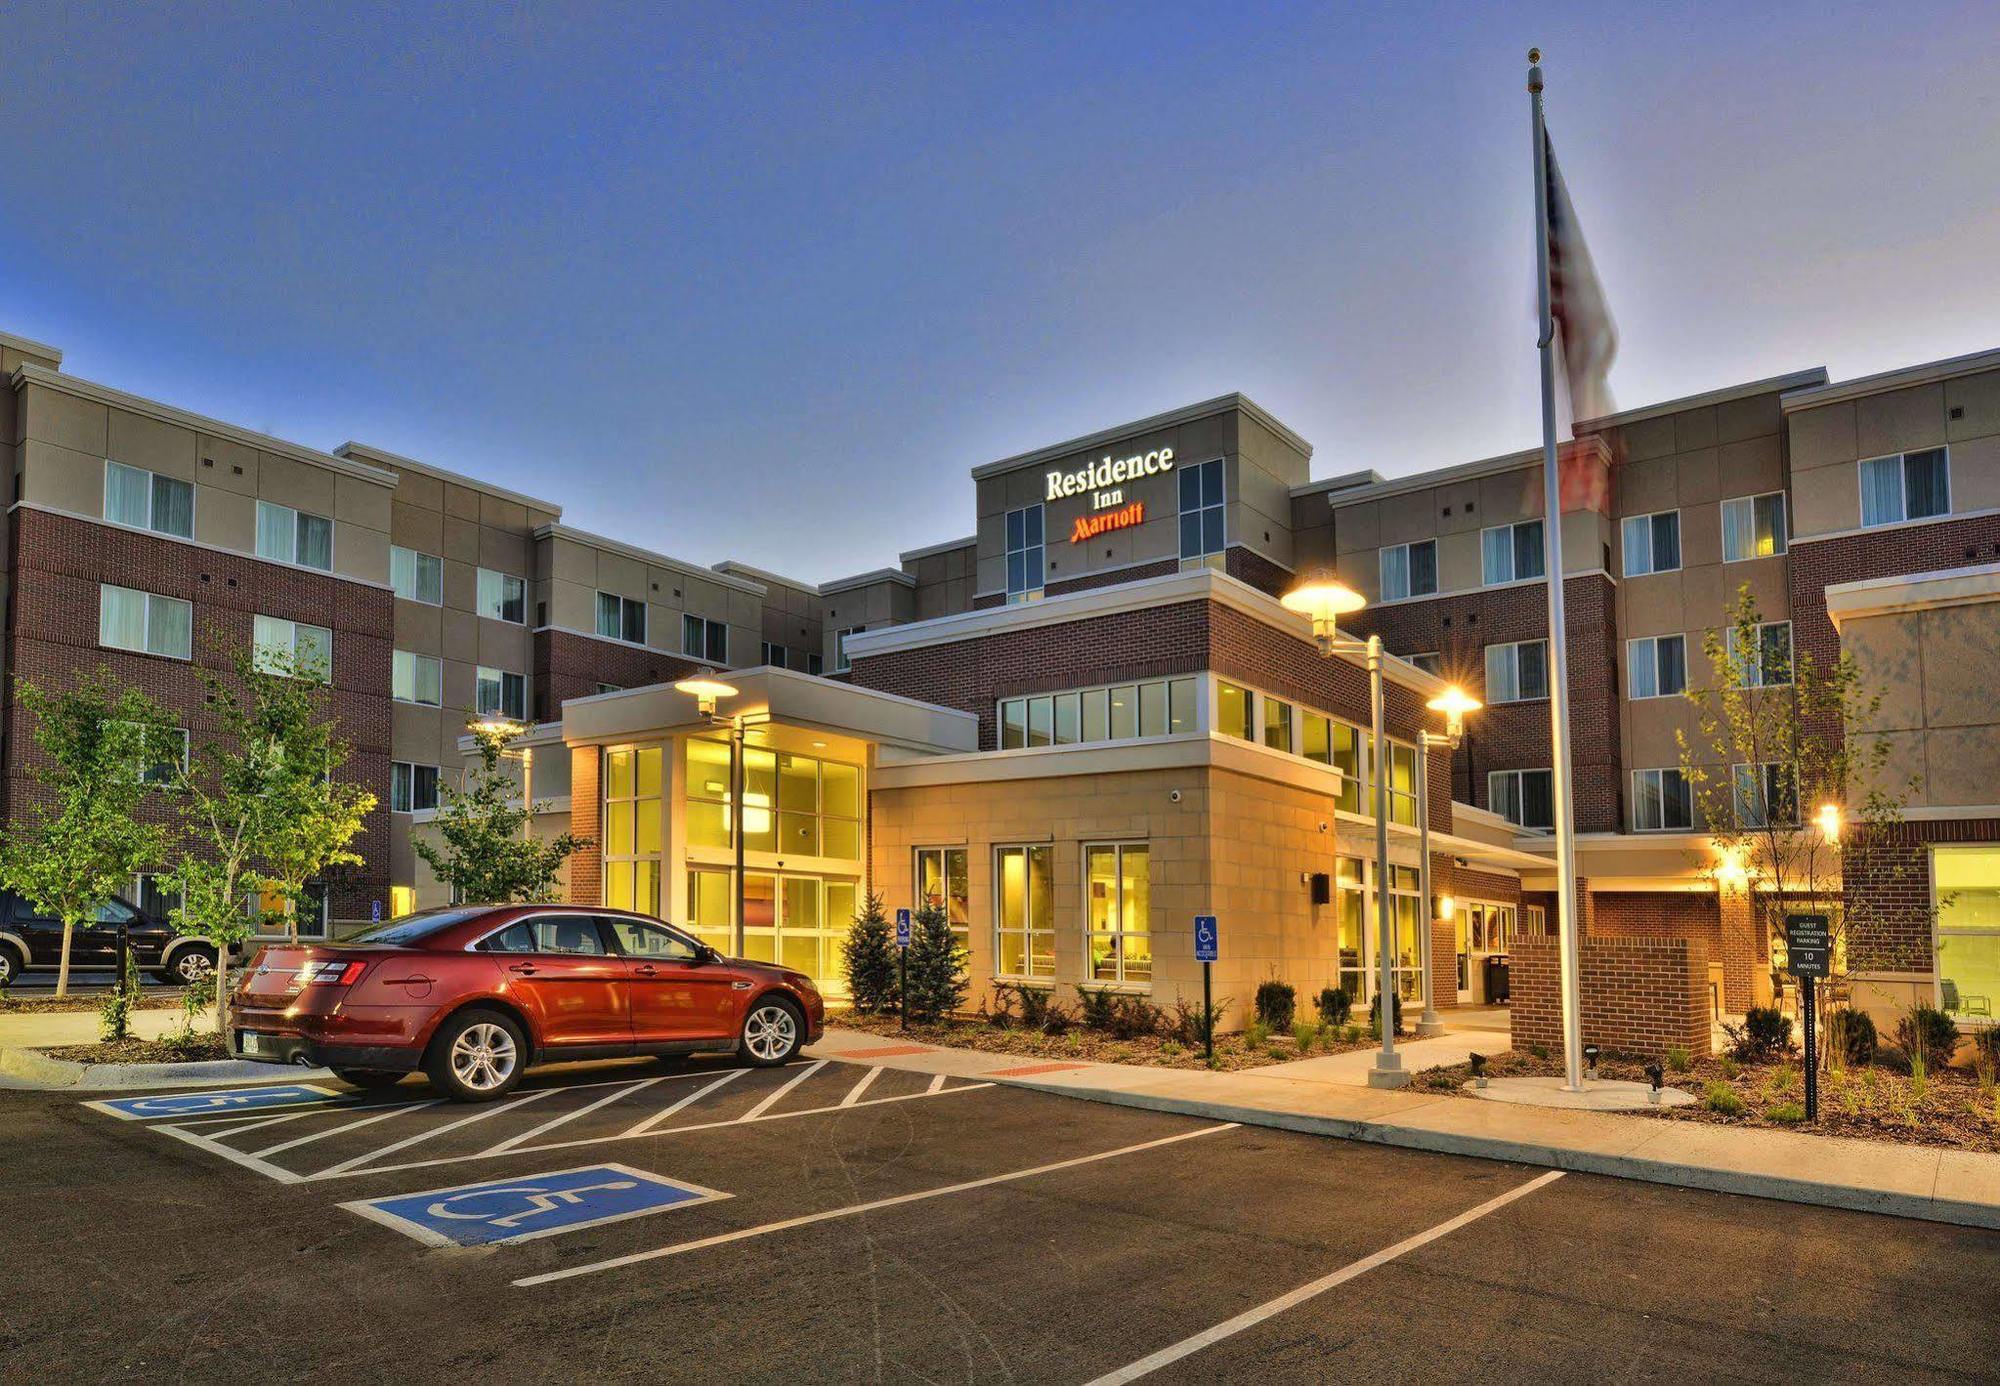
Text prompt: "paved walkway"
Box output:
[[806, 1025, 2000, 1230], [0, 1006, 211, 1049]]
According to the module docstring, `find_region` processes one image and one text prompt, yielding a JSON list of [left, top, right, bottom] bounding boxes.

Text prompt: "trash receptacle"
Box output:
[[1484, 953, 1510, 1005]]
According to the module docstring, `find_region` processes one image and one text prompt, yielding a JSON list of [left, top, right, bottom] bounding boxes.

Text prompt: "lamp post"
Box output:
[[1281, 578, 1479, 1090], [1415, 686, 1481, 1036], [675, 675, 745, 955]]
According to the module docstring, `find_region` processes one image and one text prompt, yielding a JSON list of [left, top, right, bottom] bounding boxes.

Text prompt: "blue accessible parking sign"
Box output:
[[340, 1163, 730, 1248], [88, 1083, 339, 1121], [896, 908, 912, 948], [1194, 915, 1219, 963]]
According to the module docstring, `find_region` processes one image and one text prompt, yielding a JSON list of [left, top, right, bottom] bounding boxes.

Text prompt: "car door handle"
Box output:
[[384, 975, 433, 987], [507, 962, 538, 975], [632, 964, 659, 978]]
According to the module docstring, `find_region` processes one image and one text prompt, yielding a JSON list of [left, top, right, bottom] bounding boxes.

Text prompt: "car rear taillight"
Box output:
[[297, 960, 367, 986]]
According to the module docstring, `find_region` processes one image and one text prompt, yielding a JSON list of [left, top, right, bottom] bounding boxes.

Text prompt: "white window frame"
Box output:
[[994, 843, 1055, 981], [1484, 639, 1549, 703], [252, 615, 332, 681], [595, 590, 646, 644], [1083, 841, 1151, 987], [476, 666, 527, 721], [390, 761, 441, 814], [255, 500, 333, 571], [1487, 768, 1554, 830], [1006, 503, 1045, 603], [1632, 767, 1694, 831], [1626, 633, 1687, 700], [476, 568, 526, 624], [1379, 539, 1438, 601], [833, 626, 865, 673], [390, 546, 443, 605], [391, 650, 443, 707], [1621, 509, 1682, 577], [1480, 519, 1545, 585], [998, 676, 1201, 750], [1403, 652, 1443, 676], [98, 584, 193, 661], [1931, 844, 2000, 1027], [103, 460, 194, 540], [1720, 492, 1788, 562], [1859, 448, 1951, 529]]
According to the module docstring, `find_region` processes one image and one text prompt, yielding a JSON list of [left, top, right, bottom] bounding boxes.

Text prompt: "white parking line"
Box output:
[[252, 1100, 442, 1158], [307, 1089, 560, 1180], [836, 1065, 882, 1107], [483, 1077, 672, 1155], [1080, 1170, 1567, 1384], [513, 1121, 1239, 1287], [926, 1073, 946, 1095], [621, 1069, 747, 1138], [737, 1060, 826, 1121]]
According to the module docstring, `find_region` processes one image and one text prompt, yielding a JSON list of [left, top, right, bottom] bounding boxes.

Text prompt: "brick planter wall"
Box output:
[[1510, 934, 1712, 1059]]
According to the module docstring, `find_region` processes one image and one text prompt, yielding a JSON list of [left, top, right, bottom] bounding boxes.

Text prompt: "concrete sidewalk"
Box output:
[[806, 1026, 2000, 1231], [0, 1005, 211, 1050]]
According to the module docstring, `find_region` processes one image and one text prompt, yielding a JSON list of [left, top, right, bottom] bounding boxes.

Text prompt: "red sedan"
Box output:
[[230, 905, 825, 1101]]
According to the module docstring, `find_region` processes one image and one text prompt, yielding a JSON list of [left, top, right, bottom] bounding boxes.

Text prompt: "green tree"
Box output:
[[170, 644, 375, 1035], [902, 899, 966, 1024], [415, 721, 586, 904], [1679, 585, 1920, 1071], [840, 891, 900, 1014], [0, 670, 174, 997]]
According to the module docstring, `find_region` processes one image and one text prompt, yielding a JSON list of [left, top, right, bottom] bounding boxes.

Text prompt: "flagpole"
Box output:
[[1529, 48, 1585, 1092]]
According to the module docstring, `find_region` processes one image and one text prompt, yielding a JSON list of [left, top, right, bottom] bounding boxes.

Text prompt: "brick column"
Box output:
[[1429, 919, 1459, 1010], [1715, 885, 1771, 1013], [568, 745, 602, 906]]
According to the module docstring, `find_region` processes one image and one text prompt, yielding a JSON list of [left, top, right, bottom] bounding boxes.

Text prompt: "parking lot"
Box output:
[[6, 1054, 1999, 1383]]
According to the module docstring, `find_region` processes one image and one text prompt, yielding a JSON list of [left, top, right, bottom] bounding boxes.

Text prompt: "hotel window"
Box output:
[[392, 650, 442, 706], [1721, 492, 1788, 561], [686, 867, 734, 955], [1727, 620, 1793, 687], [1484, 639, 1548, 703], [129, 724, 189, 786], [1178, 459, 1225, 568], [595, 591, 646, 644], [999, 677, 1196, 749], [1627, 634, 1686, 700], [684, 739, 858, 862], [995, 845, 1054, 979], [1481, 519, 1545, 585], [1488, 768, 1554, 830], [915, 847, 971, 953], [1732, 762, 1795, 828], [389, 545, 443, 604], [1216, 681, 1252, 740], [1006, 504, 1045, 603], [808, 653, 824, 676], [98, 585, 192, 661], [477, 568, 526, 624], [1633, 767, 1694, 831], [389, 884, 418, 919], [602, 745, 665, 915], [1860, 448, 1949, 528], [760, 642, 783, 667], [1086, 843, 1151, 984], [1932, 847, 2000, 1024], [683, 614, 728, 663], [1379, 540, 1437, 600], [833, 625, 864, 672], [1405, 652, 1443, 676], [1385, 742, 1418, 827], [1331, 722, 1365, 814], [1262, 696, 1294, 753], [776, 751, 862, 859], [390, 761, 440, 814], [252, 615, 332, 681], [476, 666, 527, 721], [255, 500, 332, 571], [596, 682, 622, 695], [104, 461, 193, 540], [1621, 510, 1681, 576]]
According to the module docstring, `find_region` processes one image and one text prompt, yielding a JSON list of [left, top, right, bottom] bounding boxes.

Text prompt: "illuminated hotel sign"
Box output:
[[1047, 446, 1174, 543]]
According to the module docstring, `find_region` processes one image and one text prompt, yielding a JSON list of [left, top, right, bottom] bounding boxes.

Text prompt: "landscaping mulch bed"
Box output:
[[0, 991, 187, 1015], [836, 1008, 1382, 1072], [1415, 1048, 2000, 1154], [38, 1032, 227, 1065]]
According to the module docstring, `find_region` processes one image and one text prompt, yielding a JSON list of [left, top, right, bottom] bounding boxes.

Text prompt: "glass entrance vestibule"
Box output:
[[1331, 856, 1427, 1004]]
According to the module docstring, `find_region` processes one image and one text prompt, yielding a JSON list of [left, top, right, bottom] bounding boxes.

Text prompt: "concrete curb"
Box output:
[[0, 1045, 332, 1092], [988, 1076, 2000, 1232]]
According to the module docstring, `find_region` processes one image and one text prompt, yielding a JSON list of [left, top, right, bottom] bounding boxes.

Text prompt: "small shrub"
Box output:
[[1368, 992, 1404, 1036], [1109, 996, 1163, 1042], [1040, 999, 1076, 1037], [1894, 1005, 1959, 1075], [1972, 1026, 2000, 1091], [1243, 1019, 1270, 1048], [1013, 985, 1053, 1030], [1075, 985, 1117, 1031], [1665, 1046, 1692, 1074], [1528, 1042, 1549, 1061], [1718, 1056, 1740, 1079], [1767, 1101, 1806, 1124], [1703, 1080, 1746, 1116], [1725, 1006, 1792, 1062], [840, 892, 900, 1015], [1827, 1007, 1878, 1068], [1293, 1021, 1317, 1053], [1255, 981, 1297, 1031], [1316, 987, 1352, 1027], [984, 987, 1017, 1029], [1166, 994, 1228, 1049], [98, 947, 142, 1042], [1342, 1024, 1361, 1044], [1160, 1040, 1183, 1058], [1770, 1065, 1798, 1096]]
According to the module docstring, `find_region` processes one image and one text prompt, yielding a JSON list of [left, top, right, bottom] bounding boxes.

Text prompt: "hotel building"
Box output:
[[5, 324, 1999, 1041]]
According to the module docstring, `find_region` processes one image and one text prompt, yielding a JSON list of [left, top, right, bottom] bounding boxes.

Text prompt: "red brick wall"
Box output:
[[1510, 934, 1712, 1059], [3, 508, 393, 920], [567, 745, 602, 906], [1225, 546, 1293, 598], [1044, 558, 1177, 598], [1428, 918, 1458, 1010], [1592, 890, 1720, 941], [535, 628, 709, 722]]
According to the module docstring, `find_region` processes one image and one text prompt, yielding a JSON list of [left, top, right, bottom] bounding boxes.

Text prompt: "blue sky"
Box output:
[[3, 3, 1996, 581]]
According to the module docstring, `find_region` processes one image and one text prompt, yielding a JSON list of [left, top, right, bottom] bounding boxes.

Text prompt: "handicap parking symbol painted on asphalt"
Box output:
[[340, 1163, 730, 1248], [87, 1083, 340, 1121]]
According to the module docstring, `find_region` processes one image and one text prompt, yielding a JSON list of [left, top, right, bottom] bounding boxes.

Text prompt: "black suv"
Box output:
[[0, 890, 217, 987]]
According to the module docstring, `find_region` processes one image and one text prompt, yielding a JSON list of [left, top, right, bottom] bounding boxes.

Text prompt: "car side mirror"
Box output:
[[694, 944, 720, 965]]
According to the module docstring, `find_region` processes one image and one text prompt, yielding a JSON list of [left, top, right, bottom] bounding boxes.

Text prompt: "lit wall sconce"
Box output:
[[1437, 894, 1456, 921]]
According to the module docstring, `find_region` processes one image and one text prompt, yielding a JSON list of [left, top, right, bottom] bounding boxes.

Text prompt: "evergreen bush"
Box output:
[[840, 892, 900, 1015], [1254, 980, 1296, 1030], [902, 900, 966, 1023], [1826, 1006, 1877, 1067], [1894, 1004, 1959, 1074], [1315, 987, 1352, 1027]]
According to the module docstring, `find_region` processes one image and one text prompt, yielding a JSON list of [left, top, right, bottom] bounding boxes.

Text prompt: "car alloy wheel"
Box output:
[[173, 950, 214, 984], [449, 1021, 519, 1093], [743, 1003, 798, 1062]]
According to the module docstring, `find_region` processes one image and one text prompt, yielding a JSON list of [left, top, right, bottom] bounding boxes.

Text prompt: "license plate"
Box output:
[[240, 1032, 267, 1055]]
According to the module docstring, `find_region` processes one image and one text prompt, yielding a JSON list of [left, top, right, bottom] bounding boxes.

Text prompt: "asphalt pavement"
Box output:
[[4, 1054, 1996, 1383]]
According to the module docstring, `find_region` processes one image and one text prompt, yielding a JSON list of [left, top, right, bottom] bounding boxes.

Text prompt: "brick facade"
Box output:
[[3, 508, 393, 920], [566, 745, 602, 906], [1510, 934, 1713, 1059], [535, 628, 709, 723], [1224, 545, 1293, 599]]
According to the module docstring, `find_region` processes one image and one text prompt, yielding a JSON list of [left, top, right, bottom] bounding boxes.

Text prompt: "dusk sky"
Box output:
[[3, 3, 1996, 582]]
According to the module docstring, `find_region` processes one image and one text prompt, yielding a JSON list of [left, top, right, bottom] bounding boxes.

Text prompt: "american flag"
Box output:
[[1544, 129, 1617, 430]]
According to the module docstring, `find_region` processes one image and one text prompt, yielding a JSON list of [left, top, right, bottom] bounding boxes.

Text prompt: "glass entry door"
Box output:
[[730, 871, 857, 998]]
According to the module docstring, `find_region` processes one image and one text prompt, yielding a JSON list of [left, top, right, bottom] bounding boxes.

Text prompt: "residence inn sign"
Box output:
[[1047, 446, 1175, 543]]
